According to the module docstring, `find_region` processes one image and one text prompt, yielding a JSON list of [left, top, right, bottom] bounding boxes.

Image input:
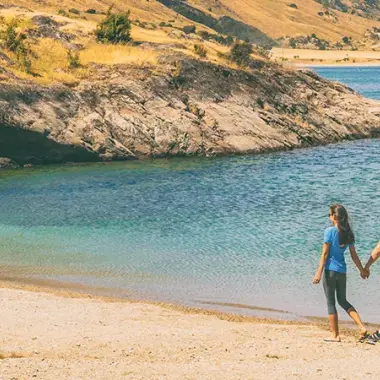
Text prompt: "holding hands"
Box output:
[[360, 268, 370, 280], [361, 241, 380, 280]]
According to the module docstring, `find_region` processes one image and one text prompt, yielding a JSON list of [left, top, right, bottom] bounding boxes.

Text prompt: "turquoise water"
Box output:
[[0, 67, 380, 321], [312, 66, 380, 100]]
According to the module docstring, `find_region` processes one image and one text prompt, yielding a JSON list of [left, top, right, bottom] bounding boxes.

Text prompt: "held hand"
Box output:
[[361, 268, 370, 279], [312, 273, 321, 284]]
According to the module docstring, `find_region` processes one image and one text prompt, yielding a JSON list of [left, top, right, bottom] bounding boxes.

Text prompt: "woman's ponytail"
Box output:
[[330, 204, 355, 246]]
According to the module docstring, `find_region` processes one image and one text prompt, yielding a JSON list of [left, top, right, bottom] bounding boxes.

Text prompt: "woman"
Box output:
[[312, 204, 369, 342]]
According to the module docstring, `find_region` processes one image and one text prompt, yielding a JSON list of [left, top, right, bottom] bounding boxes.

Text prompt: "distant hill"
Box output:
[[186, 0, 380, 47], [1, 0, 379, 48]]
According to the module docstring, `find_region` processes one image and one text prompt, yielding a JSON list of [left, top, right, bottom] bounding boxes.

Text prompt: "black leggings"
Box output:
[[323, 270, 355, 315]]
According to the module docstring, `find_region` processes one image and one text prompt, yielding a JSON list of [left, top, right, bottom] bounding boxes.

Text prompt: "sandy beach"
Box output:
[[271, 48, 380, 66], [1, 282, 380, 380]]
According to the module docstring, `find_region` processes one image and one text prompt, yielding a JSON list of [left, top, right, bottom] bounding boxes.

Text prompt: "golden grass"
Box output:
[[131, 26, 183, 45], [0, 14, 34, 30], [80, 43, 159, 67], [1, 0, 380, 46], [189, 0, 380, 42], [30, 38, 78, 84], [1, 38, 78, 84], [0, 0, 192, 26]]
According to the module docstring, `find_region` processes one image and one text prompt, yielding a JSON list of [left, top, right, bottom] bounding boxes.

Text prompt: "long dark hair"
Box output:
[[330, 204, 355, 246]]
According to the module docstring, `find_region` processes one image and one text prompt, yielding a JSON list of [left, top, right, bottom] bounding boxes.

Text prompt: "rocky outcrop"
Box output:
[[0, 157, 19, 168], [0, 55, 379, 166]]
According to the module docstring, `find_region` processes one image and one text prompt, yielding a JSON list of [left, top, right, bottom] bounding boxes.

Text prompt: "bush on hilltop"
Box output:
[[229, 41, 253, 66], [96, 8, 132, 44]]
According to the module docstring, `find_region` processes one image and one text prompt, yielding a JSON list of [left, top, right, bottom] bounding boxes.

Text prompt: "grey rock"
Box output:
[[0, 157, 20, 169], [30, 15, 75, 42]]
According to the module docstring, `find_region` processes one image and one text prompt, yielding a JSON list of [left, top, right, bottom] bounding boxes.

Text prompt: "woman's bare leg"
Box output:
[[347, 308, 367, 335], [328, 313, 340, 341]]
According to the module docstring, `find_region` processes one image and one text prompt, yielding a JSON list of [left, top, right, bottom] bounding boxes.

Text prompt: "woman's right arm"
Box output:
[[312, 243, 330, 284], [349, 245, 366, 277]]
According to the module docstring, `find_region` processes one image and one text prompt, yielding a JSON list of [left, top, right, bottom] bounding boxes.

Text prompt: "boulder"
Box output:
[[0, 157, 20, 169]]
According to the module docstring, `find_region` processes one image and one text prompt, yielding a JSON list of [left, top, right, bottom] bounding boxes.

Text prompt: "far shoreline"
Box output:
[[296, 62, 380, 68]]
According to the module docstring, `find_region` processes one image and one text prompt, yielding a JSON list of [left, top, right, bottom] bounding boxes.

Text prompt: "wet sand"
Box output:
[[1, 280, 380, 380]]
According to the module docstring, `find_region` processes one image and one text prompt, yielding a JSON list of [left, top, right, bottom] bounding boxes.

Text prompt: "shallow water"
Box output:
[[1, 139, 380, 321], [1, 67, 380, 321]]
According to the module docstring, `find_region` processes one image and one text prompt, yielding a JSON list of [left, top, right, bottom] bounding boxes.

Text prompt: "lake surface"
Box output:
[[1, 67, 379, 321], [312, 66, 380, 100]]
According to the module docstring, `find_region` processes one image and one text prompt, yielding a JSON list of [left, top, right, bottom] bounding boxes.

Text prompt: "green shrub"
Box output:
[[198, 30, 210, 40], [342, 36, 351, 44], [69, 8, 80, 15], [96, 8, 132, 44], [0, 19, 32, 73], [193, 44, 207, 58], [2, 20, 18, 52], [68, 50, 81, 69], [58, 9, 68, 17], [257, 98, 265, 109], [183, 25, 196, 34], [229, 41, 253, 66], [86, 9, 97, 14], [16, 44, 32, 73], [257, 46, 270, 58], [226, 36, 234, 46]]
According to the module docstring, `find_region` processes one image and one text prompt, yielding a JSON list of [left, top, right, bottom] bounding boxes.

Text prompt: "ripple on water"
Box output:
[[1, 139, 380, 321]]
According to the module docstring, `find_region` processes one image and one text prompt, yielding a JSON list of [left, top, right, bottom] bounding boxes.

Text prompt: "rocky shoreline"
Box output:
[[0, 55, 379, 168]]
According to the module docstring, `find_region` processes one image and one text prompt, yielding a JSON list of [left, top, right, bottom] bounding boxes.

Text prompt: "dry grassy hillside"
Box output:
[[0, 3, 379, 167], [313, 0, 380, 20], [189, 0, 380, 41], [0, 4, 241, 85], [1, 0, 379, 45]]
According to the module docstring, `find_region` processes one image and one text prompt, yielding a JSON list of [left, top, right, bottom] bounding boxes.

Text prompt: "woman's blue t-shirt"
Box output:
[[324, 226, 353, 274]]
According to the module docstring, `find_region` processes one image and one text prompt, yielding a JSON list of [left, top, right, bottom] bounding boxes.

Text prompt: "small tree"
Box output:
[[193, 44, 207, 58], [58, 9, 68, 17], [229, 41, 253, 66], [0, 19, 32, 73], [3, 20, 19, 51], [342, 36, 351, 44], [16, 44, 32, 73], [96, 8, 132, 44], [68, 50, 81, 69], [183, 25, 196, 34]]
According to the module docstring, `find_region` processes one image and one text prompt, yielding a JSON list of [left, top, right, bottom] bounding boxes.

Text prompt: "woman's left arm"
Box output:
[[349, 245, 366, 276], [312, 243, 330, 284]]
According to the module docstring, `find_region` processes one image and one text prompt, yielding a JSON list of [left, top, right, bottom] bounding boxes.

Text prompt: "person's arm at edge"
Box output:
[[364, 241, 380, 272], [312, 243, 330, 284]]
